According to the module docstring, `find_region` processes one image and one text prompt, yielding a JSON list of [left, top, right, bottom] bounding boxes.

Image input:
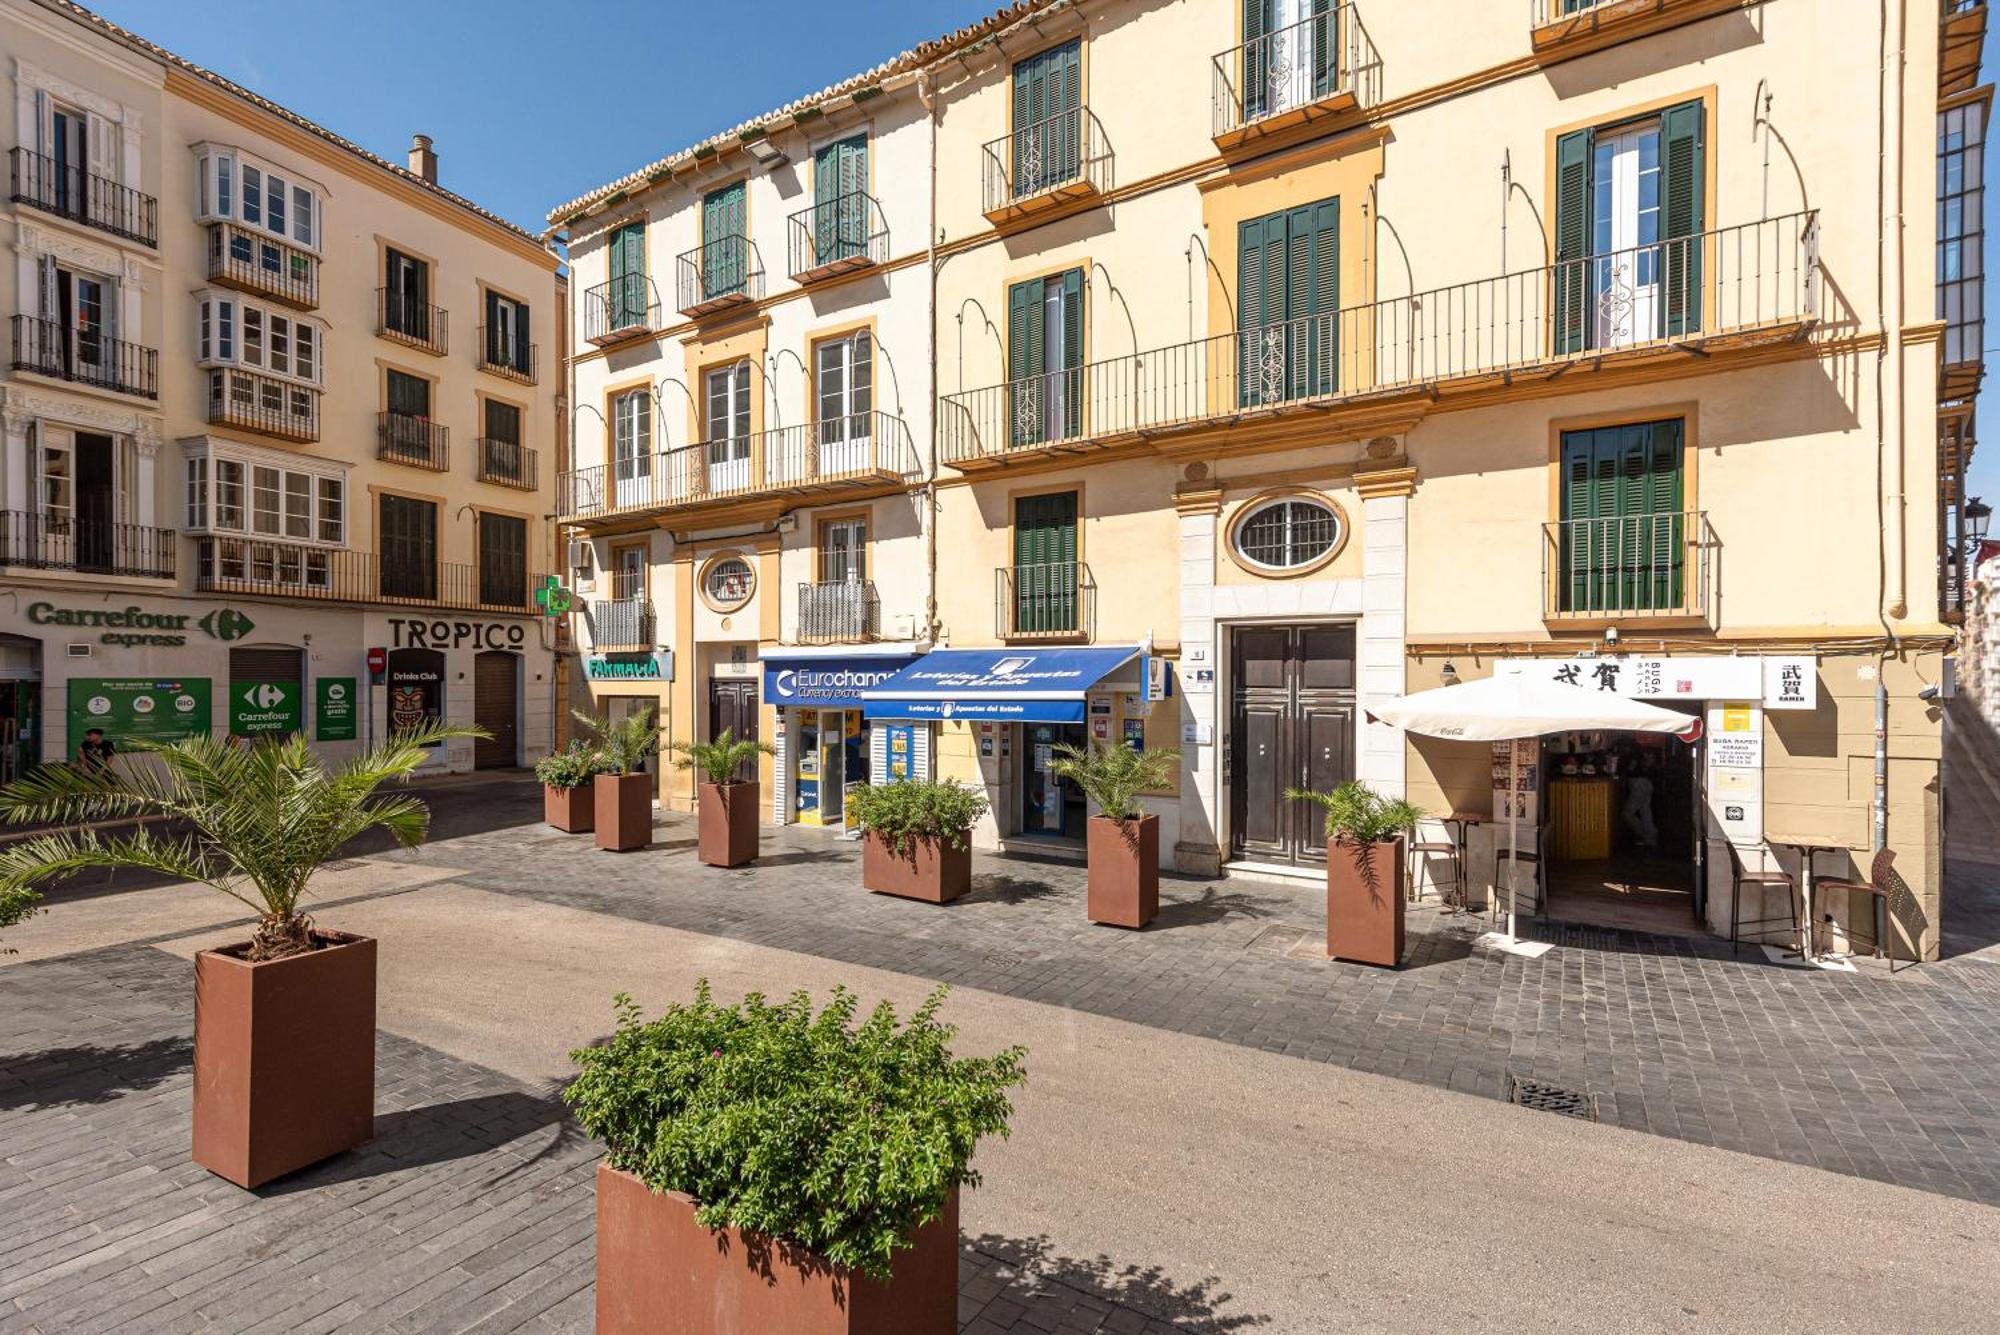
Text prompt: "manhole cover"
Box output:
[[1505, 1075, 1597, 1121], [984, 952, 1024, 970]]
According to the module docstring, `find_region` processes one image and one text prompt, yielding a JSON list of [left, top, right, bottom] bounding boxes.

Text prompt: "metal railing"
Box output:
[[583, 274, 662, 343], [1531, 0, 1624, 23], [10, 315, 157, 398], [982, 107, 1112, 214], [378, 289, 448, 356], [1212, 5, 1379, 139], [589, 597, 656, 650], [9, 148, 156, 246], [378, 411, 449, 471], [476, 438, 538, 490], [194, 538, 545, 614], [787, 192, 889, 280], [478, 324, 538, 382], [206, 369, 321, 441], [676, 235, 766, 315], [797, 578, 880, 643], [1541, 511, 1716, 620], [559, 411, 917, 519], [205, 222, 318, 307], [997, 561, 1093, 639], [941, 212, 1820, 463], [0, 510, 175, 578]]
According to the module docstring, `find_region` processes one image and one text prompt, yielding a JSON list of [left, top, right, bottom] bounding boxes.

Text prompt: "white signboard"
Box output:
[[1704, 699, 1764, 844], [1497, 655, 1817, 711]]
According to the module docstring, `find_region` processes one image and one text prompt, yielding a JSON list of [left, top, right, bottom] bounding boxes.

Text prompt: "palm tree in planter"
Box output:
[[667, 728, 773, 868], [847, 779, 989, 904], [0, 722, 476, 1187], [535, 739, 608, 834], [574, 708, 661, 853], [1048, 740, 1180, 929], [1287, 781, 1425, 968], [566, 981, 1025, 1335]]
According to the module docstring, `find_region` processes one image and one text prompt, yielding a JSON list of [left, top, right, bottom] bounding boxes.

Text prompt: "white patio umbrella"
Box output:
[[1369, 672, 1700, 945]]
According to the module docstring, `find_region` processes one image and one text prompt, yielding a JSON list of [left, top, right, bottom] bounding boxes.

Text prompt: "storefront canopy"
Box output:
[[1368, 672, 1702, 742], [861, 645, 1145, 724]]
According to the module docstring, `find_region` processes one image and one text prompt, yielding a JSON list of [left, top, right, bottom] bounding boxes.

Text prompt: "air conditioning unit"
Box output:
[[568, 538, 594, 576], [66, 642, 92, 658]]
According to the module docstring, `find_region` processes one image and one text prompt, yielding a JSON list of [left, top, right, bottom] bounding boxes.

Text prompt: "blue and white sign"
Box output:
[[763, 653, 920, 711], [862, 646, 1143, 724]]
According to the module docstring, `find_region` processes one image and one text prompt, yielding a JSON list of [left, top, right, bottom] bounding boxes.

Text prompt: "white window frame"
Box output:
[[194, 291, 326, 387], [192, 145, 325, 254], [184, 443, 348, 548]]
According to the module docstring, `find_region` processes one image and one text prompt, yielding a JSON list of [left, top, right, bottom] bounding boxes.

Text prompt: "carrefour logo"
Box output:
[[200, 608, 257, 641], [241, 682, 287, 709]]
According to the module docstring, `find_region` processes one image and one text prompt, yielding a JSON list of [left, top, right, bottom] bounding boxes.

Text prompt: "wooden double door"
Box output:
[[707, 678, 759, 782], [1229, 623, 1356, 866]]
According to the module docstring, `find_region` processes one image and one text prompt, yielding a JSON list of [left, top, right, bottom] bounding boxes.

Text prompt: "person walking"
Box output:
[[1622, 750, 1659, 850]]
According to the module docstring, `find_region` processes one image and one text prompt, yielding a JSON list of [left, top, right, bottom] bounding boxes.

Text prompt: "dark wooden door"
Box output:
[[473, 650, 518, 769], [73, 433, 115, 572], [707, 678, 758, 782], [379, 494, 437, 600], [1229, 623, 1355, 865]]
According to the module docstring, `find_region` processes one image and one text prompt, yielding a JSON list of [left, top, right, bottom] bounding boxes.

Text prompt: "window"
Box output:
[[387, 369, 431, 419], [700, 182, 748, 298], [819, 517, 867, 584], [1556, 418, 1686, 614], [701, 553, 755, 610], [1237, 197, 1338, 406], [1012, 490, 1080, 634], [814, 331, 873, 470], [242, 164, 260, 225], [1007, 270, 1082, 446], [484, 290, 532, 373], [611, 543, 645, 602], [811, 135, 869, 265], [485, 399, 522, 445], [1240, 0, 1341, 124], [478, 512, 528, 608], [385, 248, 431, 339], [318, 477, 343, 543], [292, 186, 313, 246], [607, 222, 647, 329], [251, 465, 281, 535], [611, 387, 652, 504], [1230, 495, 1343, 572], [704, 361, 752, 488], [1940, 102, 1987, 366], [379, 494, 439, 601], [195, 294, 324, 385], [185, 451, 344, 545], [196, 148, 324, 251], [1010, 40, 1083, 198]]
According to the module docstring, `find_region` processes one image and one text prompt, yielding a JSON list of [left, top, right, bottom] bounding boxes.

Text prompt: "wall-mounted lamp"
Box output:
[[743, 137, 789, 169], [1604, 626, 1621, 648], [1441, 660, 1460, 685]]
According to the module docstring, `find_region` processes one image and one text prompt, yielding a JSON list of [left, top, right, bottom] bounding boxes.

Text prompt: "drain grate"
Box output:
[[1505, 1075, 1598, 1121]]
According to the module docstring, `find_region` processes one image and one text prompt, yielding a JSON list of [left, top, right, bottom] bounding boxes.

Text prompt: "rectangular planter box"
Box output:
[[697, 781, 760, 867], [1326, 836, 1405, 968], [861, 829, 970, 903], [192, 931, 376, 1188], [1086, 813, 1158, 928], [545, 783, 595, 834], [595, 1164, 958, 1335], [595, 772, 654, 852]]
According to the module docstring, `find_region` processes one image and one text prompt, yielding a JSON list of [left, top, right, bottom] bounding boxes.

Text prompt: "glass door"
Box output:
[[814, 333, 872, 475], [1591, 123, 1663, 349], [705, 361, 751, 492], [612, 390, 652, 507]]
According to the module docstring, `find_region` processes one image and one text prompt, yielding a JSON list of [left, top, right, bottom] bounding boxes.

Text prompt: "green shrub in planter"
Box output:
[[1047, 740, 1180, 822], [846, 779, 988, 854], [1286, 780, 1425, 843], [0, 879, 38, 951], [533, 740, 606, 790], [564, 981, 1026, 1282], [572, 708, 660, 777]]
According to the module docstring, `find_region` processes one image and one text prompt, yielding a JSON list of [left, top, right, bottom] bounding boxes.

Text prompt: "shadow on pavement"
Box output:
[[0, 1034, 191, 1111], [965, 873, 1069, 906], [1152, 888, 1280, 930], [259, 1089, 577, 1195], [965, 1232, 1271, 1331]]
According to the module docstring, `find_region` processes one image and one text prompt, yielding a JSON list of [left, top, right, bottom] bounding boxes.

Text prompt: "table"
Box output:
[[1767, 835, 1856, 961], [1442, 810, 1484, 914]]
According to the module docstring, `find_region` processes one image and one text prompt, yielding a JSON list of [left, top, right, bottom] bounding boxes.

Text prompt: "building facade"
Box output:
[[2, 0, 564, 778]]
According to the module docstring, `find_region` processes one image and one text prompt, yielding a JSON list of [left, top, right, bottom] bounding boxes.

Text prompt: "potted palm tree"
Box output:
[[667, 728, 772, 868], [847, 779, 988, 904], [0, 722, 474, 1187], [1287, 781, 1425, 968], [576, 708, 660, 853], [566, 981, 1025, 1335], [1048, 740, 1180, 929], [535, 739, 606, 834]]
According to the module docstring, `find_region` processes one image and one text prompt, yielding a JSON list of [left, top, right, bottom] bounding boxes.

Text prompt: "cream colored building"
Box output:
[[1, 0, 564, 777]]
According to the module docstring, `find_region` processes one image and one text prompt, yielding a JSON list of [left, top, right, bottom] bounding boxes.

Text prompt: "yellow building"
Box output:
[[0, 0, 565, 776]]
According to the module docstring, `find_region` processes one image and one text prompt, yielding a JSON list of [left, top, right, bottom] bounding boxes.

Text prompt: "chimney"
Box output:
[[408, 134, 437, 184]]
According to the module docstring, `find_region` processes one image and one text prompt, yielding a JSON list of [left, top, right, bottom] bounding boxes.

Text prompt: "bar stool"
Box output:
[[1491, 829, 1543, 927], [1726, 842, 1798, 956], [1406, 821, 1461, 906], [1815, 848, 1904, 973]]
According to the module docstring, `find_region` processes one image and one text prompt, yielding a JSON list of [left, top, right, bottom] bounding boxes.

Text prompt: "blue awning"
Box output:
[[861, 646, 1145, 724]]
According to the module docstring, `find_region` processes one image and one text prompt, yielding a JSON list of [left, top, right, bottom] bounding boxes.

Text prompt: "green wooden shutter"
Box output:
[[1012, 51, 1044, 194], [608, 223, 644, 328], [1012, 42, 1080, 194], [1553, 128, 1593, 355], [814, 135, 867, 262], [1558, 421, 1684, 612], [1287, 199, 1338, 396], [1242, 0, 1270, 121], [1059, 268, 1083, 437], [1238, 213, 1288, 406], [1311, 0, 1338, 98], [701, 182, 746, 298], [1660, 99, 1706, 337], [1013, 491, 1078, 632], [1050, 41, 1082, 185], [1008, 276, 1047, 447]]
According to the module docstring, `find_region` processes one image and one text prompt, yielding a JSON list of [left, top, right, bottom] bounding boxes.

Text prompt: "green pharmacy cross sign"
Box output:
[[534, 577, 572, 617]]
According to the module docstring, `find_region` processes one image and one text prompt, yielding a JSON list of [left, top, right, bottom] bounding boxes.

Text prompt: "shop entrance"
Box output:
[[0, 634, 41, 784], [791, 708, 867, 826], [1022, 721, 1087, 839], [707, 678, 758, 781], [473, 650, 520, 768], [1228, 623, 1355, 866]]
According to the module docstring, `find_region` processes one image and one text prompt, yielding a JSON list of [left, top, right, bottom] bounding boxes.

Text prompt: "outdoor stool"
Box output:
[[1406, 825, 1461, 905], [1726, 842, 1798, 956], [1814, 848, 1904, 973]]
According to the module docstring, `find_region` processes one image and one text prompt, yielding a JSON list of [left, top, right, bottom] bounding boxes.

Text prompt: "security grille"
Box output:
[[1236, 499, 1340, 569]]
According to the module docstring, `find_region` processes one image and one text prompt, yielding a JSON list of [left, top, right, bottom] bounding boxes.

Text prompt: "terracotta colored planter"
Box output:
[[861, 829, 970, 903], [697, 781, 760, 867], [544, 783, 595, 834], [192, 931, 375, 1189], [1326, 836, 1405, 968], [1086, 813, 1159, 929], [595, 1164, 958, 1335], [595, 772, 654, 852]]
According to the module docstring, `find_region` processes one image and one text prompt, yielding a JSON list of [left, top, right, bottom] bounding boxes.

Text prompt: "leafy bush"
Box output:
[[0, 880, 39, 952], [846, 779, 988, 854], [1286, 781, 1425, 845], [572, 707, 659, 777], [668, 728, 773, 785], [534, 740, 606, 790], [1047, 740, 1180, 822], [564, 982, 1025, 1282]]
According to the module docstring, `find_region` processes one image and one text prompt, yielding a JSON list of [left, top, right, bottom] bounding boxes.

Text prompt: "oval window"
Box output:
[[1233, 497, 1342, 572], [702, 555, 755, 608]]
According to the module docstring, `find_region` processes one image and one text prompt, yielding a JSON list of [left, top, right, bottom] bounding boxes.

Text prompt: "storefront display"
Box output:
[[66, 678, 212, 750]]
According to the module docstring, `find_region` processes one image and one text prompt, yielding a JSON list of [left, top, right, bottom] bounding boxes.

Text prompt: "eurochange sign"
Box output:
[[763, 655, 921, 710]]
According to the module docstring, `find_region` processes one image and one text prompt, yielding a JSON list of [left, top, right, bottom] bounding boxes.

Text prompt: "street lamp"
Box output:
[[1967, 495, 1992, 548]]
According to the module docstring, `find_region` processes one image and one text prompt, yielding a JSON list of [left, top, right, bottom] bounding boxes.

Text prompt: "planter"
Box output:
[[861, 829, 970, 904], [595, 1164, 957, 1335], [192, 931, 376, 1188], [1326, 836, 1405, 968], [595, 772, 654, 852], [544, 783, 595, 834], [697, 780, 760, 868], [1086, 813, 1159, 929]]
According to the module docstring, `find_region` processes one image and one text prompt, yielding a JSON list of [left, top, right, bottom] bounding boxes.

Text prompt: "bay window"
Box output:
[[195, 293, 325, 385], [195, 146, 322, 252], [185, 448, 345, 548]]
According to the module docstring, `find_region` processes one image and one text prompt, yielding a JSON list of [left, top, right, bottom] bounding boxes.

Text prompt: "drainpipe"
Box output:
[[919, 67, 942, 646], [1872, 0, 1909, 856]]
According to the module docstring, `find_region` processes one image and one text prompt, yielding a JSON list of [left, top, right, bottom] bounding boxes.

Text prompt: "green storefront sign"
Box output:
[[230, 680, 301, 737], [584, 652, 669, 681], [28, 601, 254, 649], [67, 679, 212, 752], [316, 677, 357, 741]]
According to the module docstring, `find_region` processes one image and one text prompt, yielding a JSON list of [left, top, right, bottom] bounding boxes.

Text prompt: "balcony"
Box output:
[[10, 315, 157, 399], [206, 369, 321, 442], [583, 275, 662, 345], [377, 289, 448, 357], [205, 222, 319, 309], [378, 411, 449, 471], [589, 597, 656, 651], [676, 236, 766, 318], [1942, 0, 1988, 98], [982, 108, 1112, 230], [1211, 5, 1379, 156], [1541, 511, 1717, 625], [997, 561, 1094, 641], [797, 578, 880, 643], [476, 437, 539, 491], [478, 324, 538, 383], [940, 212, 1821, 469], [0, 511, 175, 579], [1529, 0, 1747, 64], [194, 537, 543, 614], [9, 148, 157, 247], [787, 192, 889, 284], [559, 411, 917, 523]]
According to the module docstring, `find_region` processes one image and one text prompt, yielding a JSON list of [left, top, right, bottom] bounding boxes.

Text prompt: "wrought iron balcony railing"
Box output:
[[559, 411, 917, 520], [676, 236, 766, 316], [378, 289, 448, 356], [583, 274, 662, 344], [0, 511, 175, 579], [941, 212, 1820, 464], [997, 561, 1094, 640], [206, 369, 321, 442], [378, 411, 449, 471], [476, 437, 538, 491], [1541, 511, 1717, 621], [194, 537, 544, 614], [797, 578, 880, 643], [478, 324, 538, 382], [9, 148, 157, 247], [982, 107, 1112, 217], [589, 597, 656, 650], [205, 222, 319, 308], [787, 192, 889, 283], [10, 315, 157, 399], [1212, 4, 1379, 142]]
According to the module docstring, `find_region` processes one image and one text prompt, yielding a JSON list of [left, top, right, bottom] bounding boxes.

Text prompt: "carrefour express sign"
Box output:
[[763, 656, 919, 710]]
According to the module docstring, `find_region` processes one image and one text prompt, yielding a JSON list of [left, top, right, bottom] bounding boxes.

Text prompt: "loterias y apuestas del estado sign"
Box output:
[[27, 602, 255, 648]]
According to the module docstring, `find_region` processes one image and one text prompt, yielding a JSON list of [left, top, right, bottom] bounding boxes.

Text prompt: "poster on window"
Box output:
[[386, 648, 444, 746]]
